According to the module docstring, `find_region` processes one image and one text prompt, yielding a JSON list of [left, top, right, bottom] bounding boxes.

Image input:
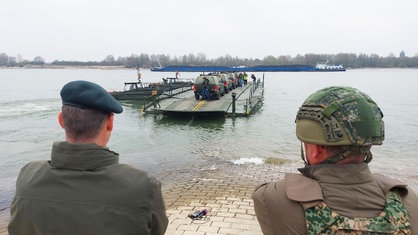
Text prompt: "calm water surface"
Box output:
[[1, 68, 418, 210]]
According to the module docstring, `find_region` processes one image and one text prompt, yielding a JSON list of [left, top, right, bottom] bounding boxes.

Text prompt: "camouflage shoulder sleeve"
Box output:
[[303, 190, 411, 235]]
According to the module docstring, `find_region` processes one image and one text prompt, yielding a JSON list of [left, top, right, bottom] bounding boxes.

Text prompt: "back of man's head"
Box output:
[[59, 80, 123, 143]]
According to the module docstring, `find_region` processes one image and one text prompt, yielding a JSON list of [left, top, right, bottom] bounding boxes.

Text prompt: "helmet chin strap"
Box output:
[[364, 151, 373, 163], [300, 143, 308, 166], [324, 145, 373, 164], [323, 149, 351, 164]]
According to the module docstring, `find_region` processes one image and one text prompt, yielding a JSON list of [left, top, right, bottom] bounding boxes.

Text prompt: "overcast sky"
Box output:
[[1, 0, 417, 62]]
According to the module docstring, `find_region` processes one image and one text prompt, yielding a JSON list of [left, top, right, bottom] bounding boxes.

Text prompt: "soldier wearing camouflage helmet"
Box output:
[[252, 86, 418, 234]]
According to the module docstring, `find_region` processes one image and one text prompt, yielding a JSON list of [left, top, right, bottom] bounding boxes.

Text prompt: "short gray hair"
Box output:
[[61, 105, 109, 141]]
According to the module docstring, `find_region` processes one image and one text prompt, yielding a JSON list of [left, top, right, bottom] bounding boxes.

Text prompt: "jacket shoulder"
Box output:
[[18, 160, 49, 179], [284, 173, 323, 202], [372, 173, 408, 195]]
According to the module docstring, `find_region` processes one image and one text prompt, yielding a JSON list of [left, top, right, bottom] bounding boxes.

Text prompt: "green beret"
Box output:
[[60, 80, 123, 114]]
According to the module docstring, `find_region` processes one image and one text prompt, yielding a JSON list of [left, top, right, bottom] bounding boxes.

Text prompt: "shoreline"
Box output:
[[0, 65, 135, 70], [1, 65, 417, 71], [1, 161, 417, 234], [0, 162, 287, 235]]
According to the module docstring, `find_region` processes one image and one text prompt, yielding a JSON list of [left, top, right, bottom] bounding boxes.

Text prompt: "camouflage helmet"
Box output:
[[295, 86, 384, 146]]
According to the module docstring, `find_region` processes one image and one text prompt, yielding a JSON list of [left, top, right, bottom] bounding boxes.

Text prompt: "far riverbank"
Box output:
[[0, 65, 134, 70]]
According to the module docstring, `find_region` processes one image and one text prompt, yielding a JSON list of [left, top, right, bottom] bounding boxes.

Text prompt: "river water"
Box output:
[[1, 68, 418, 211]]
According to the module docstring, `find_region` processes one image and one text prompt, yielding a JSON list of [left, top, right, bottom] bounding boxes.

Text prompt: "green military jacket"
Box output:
[[8, 141, 168, 235], [252, 163, 418, 235]]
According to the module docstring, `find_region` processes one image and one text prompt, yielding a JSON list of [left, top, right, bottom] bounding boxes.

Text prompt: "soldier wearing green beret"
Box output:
[[252, 86, 418, 234], [8, 80, 168, 235]]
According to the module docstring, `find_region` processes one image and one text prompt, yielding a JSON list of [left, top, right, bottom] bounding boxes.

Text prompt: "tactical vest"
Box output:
[[303, 191, 411, 235]]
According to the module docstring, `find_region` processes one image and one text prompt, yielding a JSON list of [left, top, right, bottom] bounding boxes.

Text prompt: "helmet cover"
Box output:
[[296, 86, 384, 146]]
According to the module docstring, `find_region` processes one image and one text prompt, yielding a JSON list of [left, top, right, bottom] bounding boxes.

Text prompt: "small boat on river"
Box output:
[[109, 81, 164, 100], [109, 77, 195, 101]]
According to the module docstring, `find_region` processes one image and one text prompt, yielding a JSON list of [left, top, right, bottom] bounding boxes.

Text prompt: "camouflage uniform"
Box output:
[[304, 191, 410, 234], [252, 163, 418, 234]]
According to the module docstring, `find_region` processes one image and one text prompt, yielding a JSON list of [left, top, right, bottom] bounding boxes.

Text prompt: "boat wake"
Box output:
[[0, 98, 59, 119]]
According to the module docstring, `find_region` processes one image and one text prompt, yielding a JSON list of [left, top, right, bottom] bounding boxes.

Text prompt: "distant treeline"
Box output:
[[1, 51, 417, 69]]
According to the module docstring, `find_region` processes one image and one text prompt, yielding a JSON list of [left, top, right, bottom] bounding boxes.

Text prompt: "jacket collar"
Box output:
[[50, 141, 119, 170], [298, 163, 373, 184], [285, 163, 373, 203], [286, 163, 408, 203]]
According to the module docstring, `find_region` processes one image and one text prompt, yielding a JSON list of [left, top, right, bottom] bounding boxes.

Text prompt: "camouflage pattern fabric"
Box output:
[[303, 191, 411, 234], [298, 86, 384, 146]]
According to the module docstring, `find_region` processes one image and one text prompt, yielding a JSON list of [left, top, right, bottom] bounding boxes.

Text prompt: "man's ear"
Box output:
[[106, 114, 114, 131], [311, 144, 323, 159], [58, 111, 65, 128], [315, 145, 330, 163], [305, 143, 327, 165]]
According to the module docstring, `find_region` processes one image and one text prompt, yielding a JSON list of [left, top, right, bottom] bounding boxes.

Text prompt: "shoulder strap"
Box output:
[[372, 173, 408, 196], [285, 172, 409, 202], [284, 173, 323, 205]]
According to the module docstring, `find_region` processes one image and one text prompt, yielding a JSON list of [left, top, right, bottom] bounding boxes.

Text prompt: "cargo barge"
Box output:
[[151, 62, 345, 72]]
